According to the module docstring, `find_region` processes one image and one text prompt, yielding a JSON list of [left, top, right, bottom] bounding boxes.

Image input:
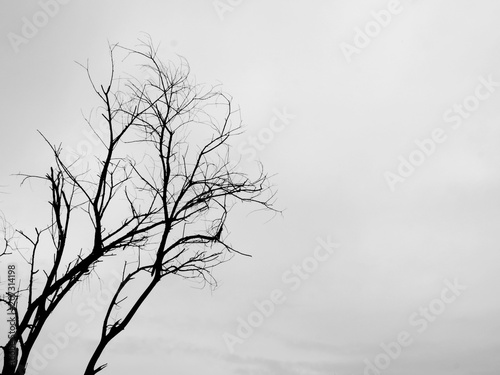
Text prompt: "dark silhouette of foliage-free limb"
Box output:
[[0, 38, 277, 375]]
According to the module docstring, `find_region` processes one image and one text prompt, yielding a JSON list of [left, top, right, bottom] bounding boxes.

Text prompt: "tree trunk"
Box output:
[[1, 337, 18, 375]]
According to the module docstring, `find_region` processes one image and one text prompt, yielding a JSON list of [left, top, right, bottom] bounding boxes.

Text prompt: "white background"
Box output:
[[1, 1, 500, 374]]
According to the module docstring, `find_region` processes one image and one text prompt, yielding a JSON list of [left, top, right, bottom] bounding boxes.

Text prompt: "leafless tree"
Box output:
[[0, 38, 277, 375]]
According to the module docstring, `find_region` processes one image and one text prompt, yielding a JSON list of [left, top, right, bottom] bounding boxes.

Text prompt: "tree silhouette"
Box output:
[[0, 38, 277, 375]]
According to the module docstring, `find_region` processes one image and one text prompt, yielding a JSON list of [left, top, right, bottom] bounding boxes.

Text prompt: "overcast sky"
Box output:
[[1, 1, 500, 374]]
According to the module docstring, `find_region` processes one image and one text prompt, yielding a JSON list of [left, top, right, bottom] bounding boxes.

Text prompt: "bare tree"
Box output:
[[0, 38, 277, 375]]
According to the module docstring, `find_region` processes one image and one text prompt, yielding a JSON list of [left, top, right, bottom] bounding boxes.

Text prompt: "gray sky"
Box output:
[[1, 1, 500, 374]]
